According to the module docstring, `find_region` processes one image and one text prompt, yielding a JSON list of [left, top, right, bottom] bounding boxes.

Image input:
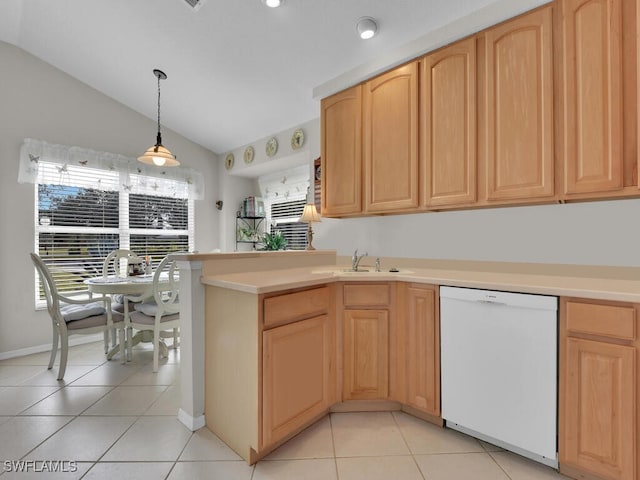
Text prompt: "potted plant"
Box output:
[[259, 231, 288, 251]]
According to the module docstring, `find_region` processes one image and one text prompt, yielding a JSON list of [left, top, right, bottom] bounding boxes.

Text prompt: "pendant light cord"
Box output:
[[156, 73, 162, 146]]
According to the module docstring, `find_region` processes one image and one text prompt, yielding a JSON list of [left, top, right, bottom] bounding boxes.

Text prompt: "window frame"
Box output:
[[269, 198, 307, 250], [34, 163, 194, 308]]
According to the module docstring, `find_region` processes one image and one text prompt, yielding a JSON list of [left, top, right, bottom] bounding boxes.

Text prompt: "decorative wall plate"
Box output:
[[291, 128, 305, 150], [243, 146, 255, 164], [266, 137, 278, 157], [225, 153, 234, 170]]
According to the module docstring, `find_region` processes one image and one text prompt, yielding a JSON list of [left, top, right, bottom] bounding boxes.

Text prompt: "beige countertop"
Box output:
[[200, 263, 640, 303]]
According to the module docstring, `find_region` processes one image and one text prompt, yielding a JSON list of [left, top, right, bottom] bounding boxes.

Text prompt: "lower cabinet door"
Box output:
[[262, 314, 335, 447], [405, 285, 439, 416], [561, 337, 636, 480], [343, 309, 389, 400]]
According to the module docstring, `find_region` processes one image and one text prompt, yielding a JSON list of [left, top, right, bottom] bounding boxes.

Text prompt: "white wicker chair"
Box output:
[[31, 253, 125, 380], [102, 249, 144, 278], [101, 249, 146, 347], [125, 255, 180, 371]]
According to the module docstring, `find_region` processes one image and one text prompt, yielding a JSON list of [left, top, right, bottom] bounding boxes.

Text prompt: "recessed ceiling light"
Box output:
[[356, 17, 378, 40], [262, 0, 283, 7]]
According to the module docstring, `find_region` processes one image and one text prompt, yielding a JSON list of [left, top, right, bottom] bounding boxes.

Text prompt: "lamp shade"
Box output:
[[138, 143, 180, 167], [299, 204, 321, 223]]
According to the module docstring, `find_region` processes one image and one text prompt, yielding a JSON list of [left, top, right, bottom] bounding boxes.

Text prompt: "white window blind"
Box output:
[[35, 161, 193, 305], [270, 199, 307, 250], [257, 164, 310, 251]]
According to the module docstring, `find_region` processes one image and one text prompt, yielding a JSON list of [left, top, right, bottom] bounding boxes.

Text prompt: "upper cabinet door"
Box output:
[[364, 63, 419, 213], [321, 86, 363, 217], [485, 7, 555, 201], [422, 37, 477, 207], [562, 0, 623, 195]]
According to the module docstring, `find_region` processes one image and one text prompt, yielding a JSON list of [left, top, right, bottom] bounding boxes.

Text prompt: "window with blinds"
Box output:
[[270, 199, 307, 250], [35, 161, 193, 304], [129, 193, 190, 268]]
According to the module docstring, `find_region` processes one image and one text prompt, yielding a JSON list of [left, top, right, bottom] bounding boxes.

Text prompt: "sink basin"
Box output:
[[311, 268, 412, 275], [340, 269, 412, 274]]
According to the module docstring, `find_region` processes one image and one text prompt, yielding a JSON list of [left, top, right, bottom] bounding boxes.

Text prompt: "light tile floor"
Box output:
[[0, 341, 572, 479]]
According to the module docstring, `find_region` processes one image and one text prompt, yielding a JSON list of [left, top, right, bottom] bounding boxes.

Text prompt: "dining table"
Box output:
[[84, 274, 165, 361]]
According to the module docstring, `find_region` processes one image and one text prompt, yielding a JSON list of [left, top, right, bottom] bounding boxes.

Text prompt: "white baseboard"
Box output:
[[178, 408, 206, 431], [0, 334, 104, 361]]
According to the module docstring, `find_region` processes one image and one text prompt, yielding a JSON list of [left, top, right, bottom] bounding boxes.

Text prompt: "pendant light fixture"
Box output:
[[138, 69, 179, 167]]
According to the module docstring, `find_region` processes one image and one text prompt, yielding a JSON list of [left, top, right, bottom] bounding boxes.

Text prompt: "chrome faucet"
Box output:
[[352, 249, 368, 271]]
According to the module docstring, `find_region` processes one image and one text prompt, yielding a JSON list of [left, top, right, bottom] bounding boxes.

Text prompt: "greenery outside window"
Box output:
[[35, 161, 193, 305]]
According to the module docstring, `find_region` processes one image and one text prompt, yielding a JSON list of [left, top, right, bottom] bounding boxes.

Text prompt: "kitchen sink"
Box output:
[[311, 268, 412, 275]]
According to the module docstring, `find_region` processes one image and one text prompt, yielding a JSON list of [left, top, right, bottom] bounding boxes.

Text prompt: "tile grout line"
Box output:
[[74, 355, 154, 478], [9, 347, 171, 478], [484, 448, 514, 480], [329, 413, 340, 480], [390, 411, 428, 480], [13, 360, 115, 465]]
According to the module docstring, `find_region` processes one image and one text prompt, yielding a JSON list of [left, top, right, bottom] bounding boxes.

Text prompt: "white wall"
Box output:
[[314, 200, 640, 266], [219, 118, 321, 251], [224, 114, 640, 268], [0, 42, 218, 355], [4, 32, 640, 357], [216, 173, 259, 252]]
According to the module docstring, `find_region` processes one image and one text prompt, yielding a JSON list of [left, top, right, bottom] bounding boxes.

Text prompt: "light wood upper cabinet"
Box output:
[[320, 0, 640, 217], [484, 6, 555, 201], [262, 314, 335, 448], [422, 37, 477, 207], [562, 0, 623, 195], [560, 298, 637, 480], [321, 86, 362, 217], [364, 62, 419, 213], [404, 284, 440, 416]]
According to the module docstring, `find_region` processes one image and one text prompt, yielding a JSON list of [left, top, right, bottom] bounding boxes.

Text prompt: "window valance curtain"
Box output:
[[258, 164, 310, 204], [18, 138, 205, 200]]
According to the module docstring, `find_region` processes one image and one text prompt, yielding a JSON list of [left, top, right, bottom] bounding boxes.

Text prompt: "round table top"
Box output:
[[84, 275, 155, 295]]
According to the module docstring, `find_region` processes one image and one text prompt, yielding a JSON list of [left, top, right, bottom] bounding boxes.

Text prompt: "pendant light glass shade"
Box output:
[[138, 141, 180, 167], [138, 69, 179, 167]]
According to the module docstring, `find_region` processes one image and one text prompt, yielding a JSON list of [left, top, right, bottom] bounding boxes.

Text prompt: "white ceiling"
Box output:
[[1, 0, 543, 155]]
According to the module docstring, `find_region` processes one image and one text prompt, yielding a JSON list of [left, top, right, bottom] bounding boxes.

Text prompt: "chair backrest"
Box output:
[[102, 249, 143, 277], [152, 255, 180, 315], [30, 253, 62, 323]]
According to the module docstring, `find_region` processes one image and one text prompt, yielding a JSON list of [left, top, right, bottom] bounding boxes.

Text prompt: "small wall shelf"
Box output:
[[236, 216, 265, 250]]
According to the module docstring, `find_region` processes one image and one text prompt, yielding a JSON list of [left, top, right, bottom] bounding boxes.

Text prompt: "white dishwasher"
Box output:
[[440, 286, 558, 468]]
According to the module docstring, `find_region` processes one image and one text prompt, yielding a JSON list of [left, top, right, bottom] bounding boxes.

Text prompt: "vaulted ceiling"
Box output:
[[0, 0, 544, 155]]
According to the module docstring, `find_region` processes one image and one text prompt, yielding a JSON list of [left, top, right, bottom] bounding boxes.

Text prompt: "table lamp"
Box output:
[[299, 203, 321, 250]]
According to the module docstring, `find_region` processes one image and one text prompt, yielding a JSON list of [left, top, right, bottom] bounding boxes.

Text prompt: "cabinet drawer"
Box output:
[[263, 286, 331, 328], [343, 284, 390, 307], [566, 301, 636, 340]]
